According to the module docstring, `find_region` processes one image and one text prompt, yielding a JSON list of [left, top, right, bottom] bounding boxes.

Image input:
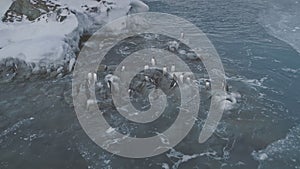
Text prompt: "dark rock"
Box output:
[[2, 0, 59, 22]]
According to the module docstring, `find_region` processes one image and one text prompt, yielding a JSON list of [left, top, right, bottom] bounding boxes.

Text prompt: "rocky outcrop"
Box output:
[[2, 0, 59, 22]]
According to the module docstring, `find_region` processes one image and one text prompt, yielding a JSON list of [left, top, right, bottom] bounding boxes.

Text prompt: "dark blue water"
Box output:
[[0, 0, 299, 169], [146, 0, 300, 168]]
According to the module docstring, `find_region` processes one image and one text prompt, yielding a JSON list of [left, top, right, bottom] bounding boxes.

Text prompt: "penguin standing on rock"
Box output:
[[86, 72, 98, 107], [171, 64, 176, 72], [151, 57, 156, 66], [88, 72, 97, 86], [169, 74, 177, 89], [106, 6, 112, 16], [162, 65, 167, 75], [105, 74, 120, 94], [12, 63, 18, 73], [179, 73, 184, 84], [121, 65, 126, 72], [205, 79, 211, 90], [144, 64, 150, 70], [186, 76, 191, 84]]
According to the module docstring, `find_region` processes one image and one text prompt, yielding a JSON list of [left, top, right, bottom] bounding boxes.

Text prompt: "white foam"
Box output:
[[229, 75, 268, 89], [0, 117, 34, 138], [166, 149, 218, 169], [282, 68, 299, 74], [252, 125, 300, 168]]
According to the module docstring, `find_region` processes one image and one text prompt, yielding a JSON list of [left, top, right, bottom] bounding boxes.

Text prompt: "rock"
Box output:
[[50, 71, 59, 78], [167, 41, 179, 52], [179, 50, 187, 55], [97, 65, 108, 72], [186, 52, 199, 60], [32, 65, 41, 74], [2, 0, 57, 22]]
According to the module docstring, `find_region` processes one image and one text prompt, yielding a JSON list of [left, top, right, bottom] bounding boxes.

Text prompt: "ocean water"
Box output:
[[0, 0, 299, 169]]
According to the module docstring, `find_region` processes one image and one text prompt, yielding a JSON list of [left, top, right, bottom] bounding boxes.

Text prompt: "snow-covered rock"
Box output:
[[0, 0, 149, 80]]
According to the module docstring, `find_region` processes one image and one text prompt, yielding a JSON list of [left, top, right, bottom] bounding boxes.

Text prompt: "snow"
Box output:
[[0, 0, 149, 77], [0, 0, 12, 18], [0, 12, 78, 64]]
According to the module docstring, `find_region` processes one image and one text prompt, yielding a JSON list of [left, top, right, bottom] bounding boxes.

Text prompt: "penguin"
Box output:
[[169, 74, 178, 89], [151, 57, 156, 66], [121, 65, 125, 72], [162, 65, 167, 75], [88, 72, 97, 86], [179, 73, 184, 84], [171, 64, 176, 72], [180, 32, 185, 39], [144, 64, 150, 70], [205, 79, 211, 90], [105, 74, 120, 93], [186, 76, 191, 84]]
